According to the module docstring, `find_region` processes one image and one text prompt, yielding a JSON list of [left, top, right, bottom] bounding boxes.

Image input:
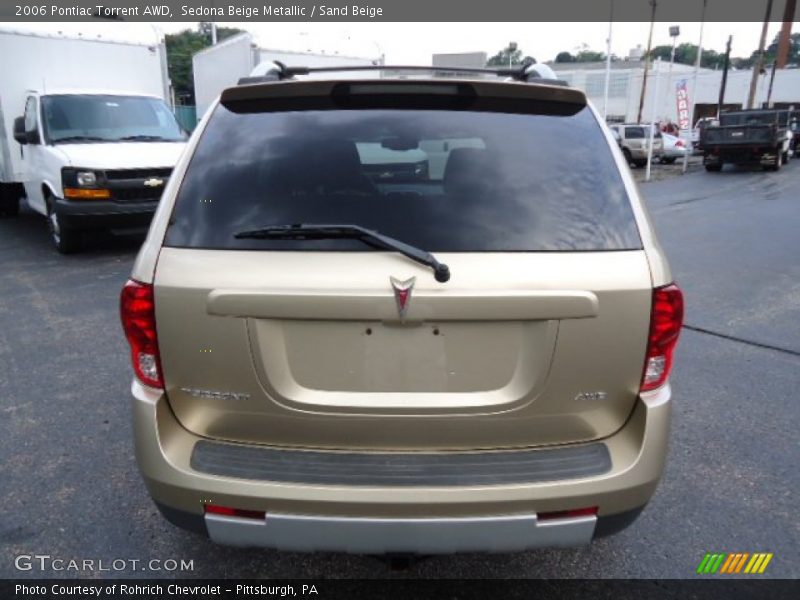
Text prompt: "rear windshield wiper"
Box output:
[[234, 223, 451, 283]]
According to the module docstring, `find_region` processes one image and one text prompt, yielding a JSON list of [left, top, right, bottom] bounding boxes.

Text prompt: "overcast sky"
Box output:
[[11, 21, 797, 63]]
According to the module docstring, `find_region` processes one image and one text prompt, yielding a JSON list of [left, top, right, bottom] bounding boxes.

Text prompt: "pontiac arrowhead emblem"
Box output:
[[390, 276, 415, 321]]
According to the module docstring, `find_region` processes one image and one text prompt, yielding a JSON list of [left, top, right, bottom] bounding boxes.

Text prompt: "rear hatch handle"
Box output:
[[234, 223, 451, 283]]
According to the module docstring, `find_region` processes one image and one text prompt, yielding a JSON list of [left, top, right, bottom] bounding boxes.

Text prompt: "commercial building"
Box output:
[[550, 59, 800, 125]]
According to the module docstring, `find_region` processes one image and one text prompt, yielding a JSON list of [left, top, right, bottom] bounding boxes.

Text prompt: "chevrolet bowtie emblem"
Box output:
[[143, 177, 164, 188], [390, 276, 415, 321]]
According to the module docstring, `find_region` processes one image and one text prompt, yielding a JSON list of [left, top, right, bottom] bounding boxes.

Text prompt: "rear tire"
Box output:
[[46, 196, 81, 254], [661, 157, 677, 164], [622, 148, 633, 166], [765, 149, 782, 172], [0, 185, 20, 217], [705, 164, 722, 172], [633, 159, 647, 168]]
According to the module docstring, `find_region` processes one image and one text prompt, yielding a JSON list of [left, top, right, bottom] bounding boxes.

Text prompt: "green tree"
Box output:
[[574, 50, 605, 62], [748, 31, 800, 67], [555, 45, 605, 63], [648, 43, 722, 69], [166, 25, 243, 104], [486, 43, 534, 67]]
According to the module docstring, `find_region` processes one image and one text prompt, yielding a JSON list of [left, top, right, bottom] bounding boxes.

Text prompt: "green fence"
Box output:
[[174, 105, 198, 133]]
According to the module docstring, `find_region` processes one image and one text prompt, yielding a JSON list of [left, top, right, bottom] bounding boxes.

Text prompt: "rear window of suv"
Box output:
[[165, 102, 642, 252], [624, 127, 646, 139]]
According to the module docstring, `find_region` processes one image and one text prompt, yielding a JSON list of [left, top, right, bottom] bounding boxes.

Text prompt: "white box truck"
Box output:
[[192, 32, 383, 120], [0, 27, 187, 253]]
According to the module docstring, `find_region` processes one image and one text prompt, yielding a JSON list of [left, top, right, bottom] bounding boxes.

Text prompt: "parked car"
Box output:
[[660, 133, 689, 164], [0, 27, 188, 252], [610, 127, 623, 149], [701, 109, 794, 172], [122, 64, 683, 555], [690, 117, 717, 155], [609, 123, 664, 168]]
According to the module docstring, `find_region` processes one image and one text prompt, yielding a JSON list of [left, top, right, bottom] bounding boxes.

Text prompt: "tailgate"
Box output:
[[154, 249, 653, 450], [702, 124, 774, 146]]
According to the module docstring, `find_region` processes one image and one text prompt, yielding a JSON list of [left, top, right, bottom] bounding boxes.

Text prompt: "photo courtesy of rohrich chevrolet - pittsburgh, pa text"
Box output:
[[0, 0, 798, 598]]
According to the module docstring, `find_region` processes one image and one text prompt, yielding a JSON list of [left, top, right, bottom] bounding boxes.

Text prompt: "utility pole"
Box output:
[[646, 58, 662, 182], [637, 0, 657, 123], [682, 0, 707, 173], [776, 0, 797, 69], [665, 25, 680, 121], [508, 41, 517, 68], [747, 0, 774, 109], [766, 61, 778, 107], [602, 0, 614, 120], [718, 36, 732, 117]]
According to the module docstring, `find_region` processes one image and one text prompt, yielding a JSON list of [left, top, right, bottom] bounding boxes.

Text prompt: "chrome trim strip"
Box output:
[[205, 512, 596, 554]]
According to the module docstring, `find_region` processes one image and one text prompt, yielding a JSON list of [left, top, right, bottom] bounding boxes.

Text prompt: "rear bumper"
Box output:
[[132, 382, 672, 553], [205, 512, 597, 554], [703, 147, 780, 165], [626, 147, 661, 160], [53, 197, 157, 230]]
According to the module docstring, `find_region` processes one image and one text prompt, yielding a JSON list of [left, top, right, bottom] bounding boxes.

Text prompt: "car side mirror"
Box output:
[[13, 116, 27, 145]]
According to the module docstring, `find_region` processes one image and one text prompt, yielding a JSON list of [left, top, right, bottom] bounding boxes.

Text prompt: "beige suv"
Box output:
[[121, 64, 683, 555], [610, 123, 664, 168]]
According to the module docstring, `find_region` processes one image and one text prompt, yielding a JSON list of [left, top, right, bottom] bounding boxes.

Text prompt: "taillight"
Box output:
[[641, 283, 684, 392], [120, 279, 163, 389]]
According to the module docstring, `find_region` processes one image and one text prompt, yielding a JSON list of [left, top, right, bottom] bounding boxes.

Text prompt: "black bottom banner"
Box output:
[[3, 579, 799, 600]]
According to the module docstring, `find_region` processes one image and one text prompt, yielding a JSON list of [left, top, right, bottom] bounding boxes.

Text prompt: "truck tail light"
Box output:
[[120, 280, 163, 389], [641, 284, 684, 392]]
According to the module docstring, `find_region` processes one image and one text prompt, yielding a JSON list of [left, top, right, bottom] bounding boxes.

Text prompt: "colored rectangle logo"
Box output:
[[697, 552, 773, 575]]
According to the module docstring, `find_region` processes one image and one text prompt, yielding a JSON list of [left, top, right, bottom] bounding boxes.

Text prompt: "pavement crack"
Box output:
[[683, 324, 800, 357]]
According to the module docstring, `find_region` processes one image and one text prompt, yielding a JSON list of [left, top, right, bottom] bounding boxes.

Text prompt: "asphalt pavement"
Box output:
[[1, 161, 798, 579]]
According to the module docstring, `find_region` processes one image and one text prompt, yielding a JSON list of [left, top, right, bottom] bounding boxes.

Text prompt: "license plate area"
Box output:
[[247, 318, 559, 411]]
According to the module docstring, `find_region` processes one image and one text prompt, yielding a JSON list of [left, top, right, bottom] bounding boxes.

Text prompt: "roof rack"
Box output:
[[237, 63, 569, 86]]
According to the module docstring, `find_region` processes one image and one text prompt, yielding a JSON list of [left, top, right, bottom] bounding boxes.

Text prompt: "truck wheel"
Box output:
[[765, 150, 782, 172], [0, 185, 20, 217], [705, 164, 722, 172], [46, 197, 81, 254], [782, 150, 789, 163]]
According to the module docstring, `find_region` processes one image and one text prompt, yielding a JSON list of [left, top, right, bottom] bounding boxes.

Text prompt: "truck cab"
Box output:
[[10, 90, 187, 253]]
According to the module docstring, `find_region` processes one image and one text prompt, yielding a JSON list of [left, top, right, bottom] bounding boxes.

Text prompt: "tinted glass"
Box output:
[[165, 104, 641, 252], [720, 112, 776, 126], [42, 95, 186, 143], [625, 126, 646, 139]]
